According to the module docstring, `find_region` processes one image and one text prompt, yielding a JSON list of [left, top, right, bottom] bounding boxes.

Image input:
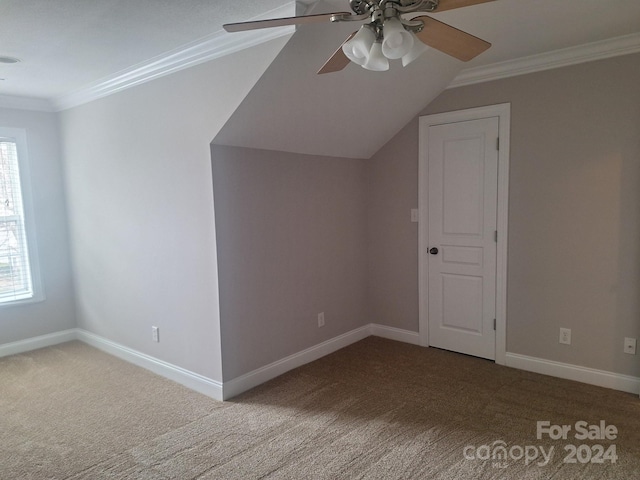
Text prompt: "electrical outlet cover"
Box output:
[[624, 337, 636, 355]]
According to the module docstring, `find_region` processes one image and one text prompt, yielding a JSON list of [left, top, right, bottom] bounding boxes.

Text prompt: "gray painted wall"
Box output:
[[5, 40, 639, 389], [366, 123, 419, 332], [59, 38, 289, 381], [368, 52, 640, 377], [211, 145, 368, 380], [0, 108, 76, 343]]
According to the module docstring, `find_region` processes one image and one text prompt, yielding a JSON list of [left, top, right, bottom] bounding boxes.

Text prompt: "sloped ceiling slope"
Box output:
[[213, 0, 462, 159], [213, 0, 640, 159]]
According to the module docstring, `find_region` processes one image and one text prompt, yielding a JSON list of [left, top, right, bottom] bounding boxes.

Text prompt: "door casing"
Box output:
[[418, 103, 510, 365]]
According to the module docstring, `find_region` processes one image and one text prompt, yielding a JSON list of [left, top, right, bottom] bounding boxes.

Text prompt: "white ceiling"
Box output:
[[213, 12, 462, 159], [1, 1, 640, 157], [0, 0, 299, 99], [214, 0, 640, 158], [2, 0, 639, 102], [434, 0, 640, 68]]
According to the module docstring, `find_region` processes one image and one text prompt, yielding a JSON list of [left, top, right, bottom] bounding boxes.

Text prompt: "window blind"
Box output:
[[0, 139, 33, 303]]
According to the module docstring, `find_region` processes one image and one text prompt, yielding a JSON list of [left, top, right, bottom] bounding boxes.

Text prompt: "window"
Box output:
[[0, 128, 41, 305]]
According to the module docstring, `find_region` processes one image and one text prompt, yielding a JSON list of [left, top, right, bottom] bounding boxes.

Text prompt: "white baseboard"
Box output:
[[5, 326, 638, 402], [506, 352, 640, 395], [370, 323, 421, 345], [223, 324, 420, 399], [222, 325, 371, 400], [76, 329, 223, 401], [0, 329, 77, 358]]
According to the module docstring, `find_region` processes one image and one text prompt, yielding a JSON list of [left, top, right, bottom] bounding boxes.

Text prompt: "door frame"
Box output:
[[418, 103, 510, 365]]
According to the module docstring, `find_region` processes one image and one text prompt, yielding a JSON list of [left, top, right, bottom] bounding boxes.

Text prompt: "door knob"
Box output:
[[429, 247, 439, 255]]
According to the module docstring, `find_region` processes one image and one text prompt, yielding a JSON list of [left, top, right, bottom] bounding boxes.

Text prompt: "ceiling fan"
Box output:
[[223, 0, 495, 74]]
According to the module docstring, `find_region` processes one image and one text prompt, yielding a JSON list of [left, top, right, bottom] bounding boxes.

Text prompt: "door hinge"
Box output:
[[496, 137, 500, 151], [493, 318, 496, 331], [494, 230, 498, 243]]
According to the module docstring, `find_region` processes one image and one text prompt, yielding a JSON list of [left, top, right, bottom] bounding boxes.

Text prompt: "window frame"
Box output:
[[0, 127, 44, 307]]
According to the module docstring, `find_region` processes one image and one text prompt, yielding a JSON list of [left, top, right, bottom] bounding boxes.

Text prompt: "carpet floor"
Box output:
[[2, 337, 639, 479]]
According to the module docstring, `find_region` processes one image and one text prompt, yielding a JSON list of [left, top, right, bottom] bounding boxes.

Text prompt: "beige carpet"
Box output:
[[2, 337, 639, 479]]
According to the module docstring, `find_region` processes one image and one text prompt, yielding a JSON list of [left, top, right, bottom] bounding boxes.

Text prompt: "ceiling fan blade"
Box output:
[[435, 0, 496, 12], [223, 12, 351, 33], [413, 16, 491, 61], [317, 32, 357, 75]]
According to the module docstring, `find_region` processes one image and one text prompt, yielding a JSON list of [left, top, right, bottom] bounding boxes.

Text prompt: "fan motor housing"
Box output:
[[349, 0, 439, 16], [349, 0, 371, 15]]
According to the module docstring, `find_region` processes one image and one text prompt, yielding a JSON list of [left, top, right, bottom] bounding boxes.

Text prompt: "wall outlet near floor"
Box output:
[[623, 337, 636, 355], [559, 328, 571, 345], [317, 312, 325, 328], [410, 209, 419, 223], [152, 326, 160, 342]]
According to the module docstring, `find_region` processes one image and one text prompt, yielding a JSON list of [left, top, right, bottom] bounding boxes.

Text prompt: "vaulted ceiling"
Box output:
[[212, 7, 461, 159], [214, 0, 640, 158], [1, 0, 640, 157]]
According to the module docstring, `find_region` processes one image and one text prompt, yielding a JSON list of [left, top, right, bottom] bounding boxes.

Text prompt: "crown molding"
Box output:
[[449, 32, 640, 89], [0, 94, 55, 112], [7, 14, 640, 112], [53, 2, 297, 111]]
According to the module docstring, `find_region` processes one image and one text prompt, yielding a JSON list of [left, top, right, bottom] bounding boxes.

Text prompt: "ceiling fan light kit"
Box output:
[[339, 2, 436, 70], [343, 25, 376, 65], [343, 24, 423, 71], [363, 41, 389, 71], [381, 17, 414, 59], [223, 0, 494, 74]]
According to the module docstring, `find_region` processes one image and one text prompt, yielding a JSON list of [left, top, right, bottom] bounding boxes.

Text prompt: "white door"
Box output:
[[427, 117, 499, 360]]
